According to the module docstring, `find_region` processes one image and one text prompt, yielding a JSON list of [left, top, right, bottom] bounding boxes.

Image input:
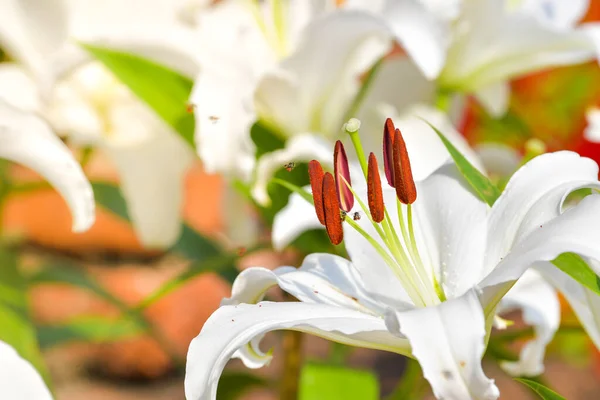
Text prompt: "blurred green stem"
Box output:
[[434, 90, 451, 114], [281, 330, 303, 400]]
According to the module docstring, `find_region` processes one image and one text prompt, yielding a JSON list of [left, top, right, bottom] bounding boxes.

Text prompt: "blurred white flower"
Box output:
[[334, 0, 597, 116], [185, 131, 600, 399], [584, 107, 600, 143], [0, 340, 53, 400], [0, 0, 198, 248]]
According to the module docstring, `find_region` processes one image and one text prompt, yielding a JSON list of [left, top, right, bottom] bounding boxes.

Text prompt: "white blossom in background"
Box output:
[[0, 0, 199, 248], [335, 0, 597, 116], [185, 117, 600, 399], [0, 341, 53, 400]]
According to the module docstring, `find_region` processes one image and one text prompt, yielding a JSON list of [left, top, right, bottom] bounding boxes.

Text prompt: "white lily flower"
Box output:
[[0, 100, 94, 233], [0, 0, 196, 248], [186, 118, 600, 400], [189, 0, 341, 180], [584, 107, 600, 143], [334, 0, 596, 116], [0, 340, 52, 400]]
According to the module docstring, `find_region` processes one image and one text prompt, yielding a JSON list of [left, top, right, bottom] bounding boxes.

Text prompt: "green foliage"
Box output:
[[0, 249, 48, 382], [385, 358, 427, 400], [217, 372, 266, 400], [299, 363, 379, 400], [250, 121, 285, 158], [552, 253, 600, 295], [424, 120, 500, 206], [515, 378, 566, 400], [83, 44, 195, 148], [92, 181, 130, 221]]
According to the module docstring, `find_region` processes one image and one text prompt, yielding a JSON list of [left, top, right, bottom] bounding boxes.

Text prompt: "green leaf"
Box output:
[[91, 181, 130, 221], [299, 364, 379, 400], [552, 252, 600, 296], [171, 224, 222, 261], [38, 316, 144, 348], [424, 120, 501, 206], [82, 44, 195, 148], [515, 378, 566, 400], [217, 372, 267, 400], [251, 121, 285, 158], [0, 250, 49, 383]]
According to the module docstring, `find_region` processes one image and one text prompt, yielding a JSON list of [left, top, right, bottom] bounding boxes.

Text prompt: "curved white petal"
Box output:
[[185, 302, 409, 400], [481, 194, 600, 289], [104, 117, 193, 248], [386, 290, 499, 400], [226, 253, 387, 315], [251, 134, 332, 206], [498, 270, 560, 377], [0, 0, 68, 78], [540, 261, 600, 350], [0, 100, 95, 232], [414, 164, 488, 298], [0, 64, 40, 112], [255, 9, 391, 137], [485, 151, 600, 274], [0, 340, 52, 400], [272, 187, 322, 250], [474, 81, 510, 117]]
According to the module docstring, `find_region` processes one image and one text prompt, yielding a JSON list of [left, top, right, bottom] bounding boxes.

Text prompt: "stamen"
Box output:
[[308, 160, 325, 225], [322, 173, 344, 245], [367, 153, 384, 223], [334, 141, 354, 212], [392, 128, 417, 204], [383, 118, 396, 187]]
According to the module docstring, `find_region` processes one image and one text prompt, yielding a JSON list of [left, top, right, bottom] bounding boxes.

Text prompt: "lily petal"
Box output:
[[442, 0, 594, 90], [414, 164, 488, 298], [252, 134, 332, 206], [485, 151, 600, 274], [386, 290, 499, 400], [474, 81, 510, 117], [498, 270, 560, 377], [518, 0, 589, 29], [0, 100, 94, 232], [482, 194, 600, 289], [0, 0, 68, 78], [0, 340, 52, 400], [0, 63, 40, 112], [255, 9, 391, 137], [103, 107, 193, 248], [185, 302, 409, 400], [379, 0, 453, 80]]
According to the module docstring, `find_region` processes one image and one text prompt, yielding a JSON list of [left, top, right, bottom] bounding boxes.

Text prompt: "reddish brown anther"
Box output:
[[383, 118, 396, 187], [308, 160, 326, 225], [322, 172, 344, 245], [392, 128, 417, 204], [367, 153, 385, 223], [334, 140, 354, 212]]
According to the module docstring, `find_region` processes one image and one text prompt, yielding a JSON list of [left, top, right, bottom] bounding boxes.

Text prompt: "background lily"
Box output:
[[185, 118, 600, 400], [336, 0, 598, 116], [0, 0, 198, 248]]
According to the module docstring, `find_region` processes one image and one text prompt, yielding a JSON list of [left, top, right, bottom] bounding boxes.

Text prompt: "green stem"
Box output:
[[434, 90, 451, 113]]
